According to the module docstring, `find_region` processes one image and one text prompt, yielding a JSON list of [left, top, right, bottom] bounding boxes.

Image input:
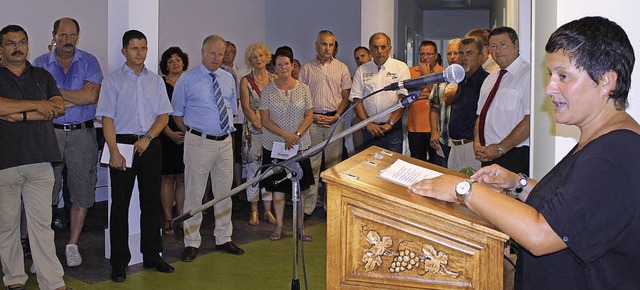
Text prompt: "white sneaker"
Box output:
[[30, 263, 36, 274], [65, 244, 82, 267]]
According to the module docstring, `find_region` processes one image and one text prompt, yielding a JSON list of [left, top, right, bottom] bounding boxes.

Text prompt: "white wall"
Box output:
[[0, 0, 108, 69], [531, 0, 640, 178], [265, 0, 361, 76], [159, 0, 266, 72]]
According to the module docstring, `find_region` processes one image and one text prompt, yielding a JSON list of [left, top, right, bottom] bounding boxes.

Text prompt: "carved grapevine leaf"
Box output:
[[362, 251, 383, 272], [365, 230, 393, 256]]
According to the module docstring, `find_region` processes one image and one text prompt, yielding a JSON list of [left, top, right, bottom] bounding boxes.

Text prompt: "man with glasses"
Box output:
[[429, 38, 461, 167], [474, 26, 531, 175], [0, 24, 70, 290], [34, 17, 103, 268], [407, 40, 443, 163]]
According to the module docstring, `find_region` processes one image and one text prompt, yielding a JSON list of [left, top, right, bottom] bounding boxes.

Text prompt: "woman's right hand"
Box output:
[[251, 120, 263, 132], [283, 131, 300, 149], [470, 164, 519, 190]]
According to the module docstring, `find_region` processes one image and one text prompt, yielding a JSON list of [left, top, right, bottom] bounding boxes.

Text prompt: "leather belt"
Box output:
[[188, 128, 229, 141], [314, 111, 337, 116], [115, 134, 146, 144], [53, 120, 94, 132], [451, 139, 473, 146]]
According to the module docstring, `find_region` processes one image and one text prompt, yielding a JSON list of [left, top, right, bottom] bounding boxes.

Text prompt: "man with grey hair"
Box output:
[[466, 28, 499, 73], [429, 38, 461, 167], [349, 32, 410, 153], [299, 30, 352, 216], [447, 37, 488, 171], [172, 35, 244, 263]]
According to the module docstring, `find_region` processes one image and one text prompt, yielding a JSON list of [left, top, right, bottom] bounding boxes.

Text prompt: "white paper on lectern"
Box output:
[[100, 143, 134, 168], [378, 159, 443, 187], [271, 141, 299, 159]]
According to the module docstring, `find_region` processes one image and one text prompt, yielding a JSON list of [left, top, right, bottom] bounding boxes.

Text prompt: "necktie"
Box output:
[[210, 72, 230, 133], [478, 69, 507, 146]]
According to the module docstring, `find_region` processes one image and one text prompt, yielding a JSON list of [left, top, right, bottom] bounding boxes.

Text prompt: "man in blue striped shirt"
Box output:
[[172, 35, 244, 262]]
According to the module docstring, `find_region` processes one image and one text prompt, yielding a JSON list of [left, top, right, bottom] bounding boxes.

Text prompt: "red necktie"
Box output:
[[478, 69, 507, 146]]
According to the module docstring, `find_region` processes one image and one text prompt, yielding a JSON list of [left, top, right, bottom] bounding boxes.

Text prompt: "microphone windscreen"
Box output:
[[444, 64, 465, 84]]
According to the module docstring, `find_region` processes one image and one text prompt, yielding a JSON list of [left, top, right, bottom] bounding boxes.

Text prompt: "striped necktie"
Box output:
[[209, 72, 230, 133]]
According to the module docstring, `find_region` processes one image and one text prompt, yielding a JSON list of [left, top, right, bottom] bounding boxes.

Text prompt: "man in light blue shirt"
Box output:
[[33, 17, 103, 268], [95, 30, 174, 282], [172, 34, 244, 262]]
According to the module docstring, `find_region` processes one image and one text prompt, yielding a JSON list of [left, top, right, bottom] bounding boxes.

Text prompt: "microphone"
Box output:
[[383, 64, 465, 91]]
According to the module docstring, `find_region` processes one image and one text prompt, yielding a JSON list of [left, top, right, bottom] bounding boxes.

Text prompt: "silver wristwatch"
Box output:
[[455, 179, 476, 206]]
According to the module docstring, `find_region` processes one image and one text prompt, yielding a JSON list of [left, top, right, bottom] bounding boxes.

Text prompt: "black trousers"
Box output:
[[482, 145, 530, 175], [109, 136, 163, 268], [408, 132, 436, 163]]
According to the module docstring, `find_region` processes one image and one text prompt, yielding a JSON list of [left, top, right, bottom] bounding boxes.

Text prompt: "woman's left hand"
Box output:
[[408, 174, 467, 203]]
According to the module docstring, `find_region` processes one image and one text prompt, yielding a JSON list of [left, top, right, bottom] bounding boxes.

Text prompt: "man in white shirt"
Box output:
[[474, 26, 531, 175], [349, 32, 410, 153]]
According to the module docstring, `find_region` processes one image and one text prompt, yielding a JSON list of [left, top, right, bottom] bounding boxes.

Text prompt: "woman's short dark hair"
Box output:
[[545, 16, 635, 109], [159, 46, 189, 75], [273, 46, 294, 64]]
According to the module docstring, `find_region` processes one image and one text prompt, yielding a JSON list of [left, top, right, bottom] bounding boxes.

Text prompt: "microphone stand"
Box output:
[[171, 89, 424, 289]]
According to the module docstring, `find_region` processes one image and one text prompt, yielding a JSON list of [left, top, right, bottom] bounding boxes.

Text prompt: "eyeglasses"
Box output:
[[2, 40, 28, 49], [420, 52, 437, 57]]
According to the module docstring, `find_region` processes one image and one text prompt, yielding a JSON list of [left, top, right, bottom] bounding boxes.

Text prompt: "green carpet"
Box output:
[[24, 224, 327, 290]]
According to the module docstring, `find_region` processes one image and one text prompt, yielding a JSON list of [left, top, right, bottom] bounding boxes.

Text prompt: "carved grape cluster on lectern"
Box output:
[[360, 225, 462, 278]]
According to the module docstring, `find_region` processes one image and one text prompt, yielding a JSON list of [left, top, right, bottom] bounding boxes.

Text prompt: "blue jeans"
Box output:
[[361, 120, 403, 153]]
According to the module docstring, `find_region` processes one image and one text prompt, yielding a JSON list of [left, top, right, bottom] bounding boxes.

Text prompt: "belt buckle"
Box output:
[[63, 124, 72, 132]]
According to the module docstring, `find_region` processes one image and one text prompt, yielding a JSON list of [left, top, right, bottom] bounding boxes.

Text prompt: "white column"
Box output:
[[104, 0, 160, 265], [360, 0, 395, 47]]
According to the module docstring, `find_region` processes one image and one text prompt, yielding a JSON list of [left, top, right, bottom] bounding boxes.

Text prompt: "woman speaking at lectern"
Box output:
[[409, 16, 640, 289]]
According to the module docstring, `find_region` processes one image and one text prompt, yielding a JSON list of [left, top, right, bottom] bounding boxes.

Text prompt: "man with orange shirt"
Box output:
[[407, 40, 443, 162]]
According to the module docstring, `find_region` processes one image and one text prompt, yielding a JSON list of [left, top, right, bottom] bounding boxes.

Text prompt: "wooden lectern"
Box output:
[[321, 146, 509, 289]]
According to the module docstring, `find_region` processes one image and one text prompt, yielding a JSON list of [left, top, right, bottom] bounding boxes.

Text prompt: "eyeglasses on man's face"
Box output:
[[2, 39, 28, 49]]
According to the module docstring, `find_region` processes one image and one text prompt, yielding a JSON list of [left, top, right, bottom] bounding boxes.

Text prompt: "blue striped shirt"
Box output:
[[171, 64, 237, 135]]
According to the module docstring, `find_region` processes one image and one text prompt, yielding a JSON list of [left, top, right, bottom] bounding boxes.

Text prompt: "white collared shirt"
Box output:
[[477, 56, 531, 147], [349, 58, 410, 122]]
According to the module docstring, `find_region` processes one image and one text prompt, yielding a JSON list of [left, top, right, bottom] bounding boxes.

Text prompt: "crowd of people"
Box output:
[[0, 14, 637, 289]]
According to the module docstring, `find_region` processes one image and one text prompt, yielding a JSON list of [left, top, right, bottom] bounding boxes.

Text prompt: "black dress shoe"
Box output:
[[181, 246, 199, 262], [143, 257, 175, 273], [215, 241, 245, 255], [110, 265, 126, 282]]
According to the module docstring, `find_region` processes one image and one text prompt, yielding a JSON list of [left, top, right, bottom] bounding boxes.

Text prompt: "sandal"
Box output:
[[5, 284, 26, 290], [163, 220, 174, 235], [299, 230, 313, 242], [263, 211, 277, 225], [248, 211, 259, 226], [269, 227, 282, 241]]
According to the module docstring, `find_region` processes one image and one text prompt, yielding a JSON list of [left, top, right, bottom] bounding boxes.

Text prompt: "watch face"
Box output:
[[456, 181, 471, 194], [519, 178, 527, 186]]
